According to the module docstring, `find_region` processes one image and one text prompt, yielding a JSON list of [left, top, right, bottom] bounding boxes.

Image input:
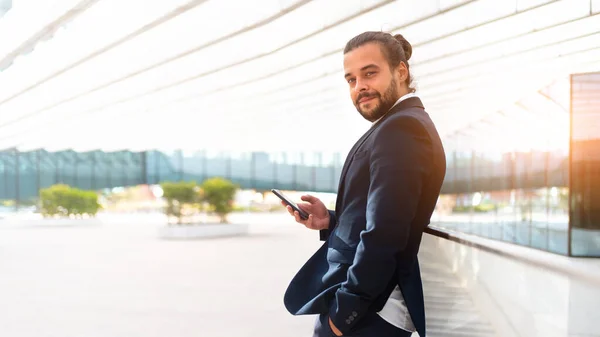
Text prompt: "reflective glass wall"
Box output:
[[434, 145, 570, 255], [433, 73, 600, 257], [432, 80, 572, 255], [570, 72, 600, 257]]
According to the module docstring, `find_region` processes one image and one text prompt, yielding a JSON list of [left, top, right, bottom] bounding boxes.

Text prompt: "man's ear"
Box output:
[[396, 62, 408, 82]]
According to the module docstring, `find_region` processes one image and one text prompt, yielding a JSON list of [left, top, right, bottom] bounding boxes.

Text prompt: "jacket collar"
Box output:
[[334, 96, 425, 215], [372, 96, 424, 126]]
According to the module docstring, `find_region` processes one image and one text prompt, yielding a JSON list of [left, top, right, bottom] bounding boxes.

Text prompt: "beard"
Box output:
[[354, 77, 399, 123]]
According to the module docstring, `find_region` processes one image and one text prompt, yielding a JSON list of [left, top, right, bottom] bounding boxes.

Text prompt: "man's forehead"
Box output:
[[343, 43, 385, 68]]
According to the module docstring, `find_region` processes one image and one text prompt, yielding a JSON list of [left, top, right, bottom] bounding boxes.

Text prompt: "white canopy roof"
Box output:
[[0, 0, 598, 153]]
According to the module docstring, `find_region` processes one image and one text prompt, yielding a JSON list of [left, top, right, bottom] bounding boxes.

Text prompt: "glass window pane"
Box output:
[[570, 72, 600, 257]]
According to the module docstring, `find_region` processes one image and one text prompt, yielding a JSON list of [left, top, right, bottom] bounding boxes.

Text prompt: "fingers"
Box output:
[[293, 210, 305, 224], [305, 214, 315, 229], [286, 205, 308, 225], [300, 194, 318, 203], [296, 212, 316, 229], [297, 203, 310, 212], [284, 204, 315, 228]]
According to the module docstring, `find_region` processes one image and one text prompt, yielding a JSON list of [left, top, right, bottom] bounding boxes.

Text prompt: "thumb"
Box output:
[[301, 194, 318, 203]]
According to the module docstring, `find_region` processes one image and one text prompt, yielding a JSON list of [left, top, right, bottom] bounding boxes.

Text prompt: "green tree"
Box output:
[[160, 181, 200, 224], [201, 177, 238, 223]]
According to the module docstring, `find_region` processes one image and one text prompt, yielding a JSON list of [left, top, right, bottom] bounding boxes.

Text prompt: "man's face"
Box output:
[[343, 43, 405, 122]]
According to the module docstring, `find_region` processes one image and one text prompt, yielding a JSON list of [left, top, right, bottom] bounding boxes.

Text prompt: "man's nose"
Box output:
[[354, 79, 368, 93]]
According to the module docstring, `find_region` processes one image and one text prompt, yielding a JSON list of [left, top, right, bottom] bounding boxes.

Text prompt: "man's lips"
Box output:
[[359, 96, 376, 103]]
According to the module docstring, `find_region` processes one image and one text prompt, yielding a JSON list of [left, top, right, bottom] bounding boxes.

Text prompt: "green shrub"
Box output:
[[201, 177, 238, 223], [160, 181, 201, 224], [40, 184, 100, 217]]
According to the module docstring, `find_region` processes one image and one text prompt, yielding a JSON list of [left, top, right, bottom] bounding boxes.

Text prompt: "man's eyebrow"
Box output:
[[345, 64, 379, 78], [361, 64, 379, 71]]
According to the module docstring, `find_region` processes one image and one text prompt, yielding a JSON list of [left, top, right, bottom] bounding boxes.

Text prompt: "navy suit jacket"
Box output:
[[283, 97, 446, 337]]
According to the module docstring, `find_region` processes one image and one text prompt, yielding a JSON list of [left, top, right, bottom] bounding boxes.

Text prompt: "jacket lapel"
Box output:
[[334, 97, 425, 214]]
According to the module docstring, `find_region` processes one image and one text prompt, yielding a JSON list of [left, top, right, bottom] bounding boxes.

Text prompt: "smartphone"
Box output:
[[271, 189, 309, 220]]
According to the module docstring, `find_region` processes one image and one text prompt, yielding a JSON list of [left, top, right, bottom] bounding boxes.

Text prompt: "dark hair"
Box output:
[[344, 31, 415, 93]]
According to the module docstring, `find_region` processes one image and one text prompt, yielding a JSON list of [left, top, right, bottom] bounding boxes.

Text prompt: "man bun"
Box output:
[[394, 34, 412, 61]]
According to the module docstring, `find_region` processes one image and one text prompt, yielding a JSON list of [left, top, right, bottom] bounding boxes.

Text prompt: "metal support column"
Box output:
[[55, 155, 60, 184], [73, 153, 79, 187], [91, 152, 97, 190], [120, 152, 128, 188], [106, 155, 112, 188], [225, 153, 231, 180], [568, 74, 574, 256], [178, 150, 184, 181], [36, 150, 41, 196], [201, 150, 207, 182], [293, 153, 300, 191], [250, 152, 256, 188], [155, 151, 160, 184], [2, 154, 7, 199], [14, 149, 19, 211], [273, 153, 278, 188], [141, 151, 148, 185]]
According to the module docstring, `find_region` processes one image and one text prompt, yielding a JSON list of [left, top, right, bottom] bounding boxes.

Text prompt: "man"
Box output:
[[282, 31, 446, 337]]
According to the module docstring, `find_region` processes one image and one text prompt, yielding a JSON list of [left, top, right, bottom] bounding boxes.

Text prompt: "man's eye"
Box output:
[[347, 78, 355, 84], [366, 72, 375, 77]]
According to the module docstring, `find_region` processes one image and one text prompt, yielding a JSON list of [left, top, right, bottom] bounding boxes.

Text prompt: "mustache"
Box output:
[[356, 92, 380, 104]]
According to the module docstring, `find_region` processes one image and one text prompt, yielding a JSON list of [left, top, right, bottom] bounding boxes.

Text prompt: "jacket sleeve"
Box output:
[[319, 210, 337, 241], [328, 116, 432, 334]]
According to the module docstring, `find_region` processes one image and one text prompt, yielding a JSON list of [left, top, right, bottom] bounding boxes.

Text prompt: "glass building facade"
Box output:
[[146, 150, 344, 193], [0, 149, 146, 205], [433, 72, 599, 257], [570, 72, 600, 257], [434, 145, 570, 255]]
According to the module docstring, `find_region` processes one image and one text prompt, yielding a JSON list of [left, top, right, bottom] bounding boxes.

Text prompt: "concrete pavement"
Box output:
[[0, 213, 319, 337]]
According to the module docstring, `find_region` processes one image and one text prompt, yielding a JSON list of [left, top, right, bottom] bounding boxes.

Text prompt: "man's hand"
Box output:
[[329, 317, 343, 336], [282, 194, 329, 231]]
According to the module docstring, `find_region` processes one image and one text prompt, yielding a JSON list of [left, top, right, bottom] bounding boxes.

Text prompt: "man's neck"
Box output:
[[373, 92, 417, 124]]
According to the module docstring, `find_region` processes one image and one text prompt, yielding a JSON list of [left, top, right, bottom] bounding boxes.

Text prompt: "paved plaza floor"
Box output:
[[0, 212, 321, 337], [2, 212, 599, 337]]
